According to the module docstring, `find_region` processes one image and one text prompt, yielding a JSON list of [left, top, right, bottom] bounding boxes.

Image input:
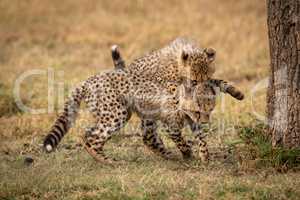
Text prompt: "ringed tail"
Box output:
[[224, 84, 244, 100], [209, 79, 244, 100], [43, 83, 86, 152]]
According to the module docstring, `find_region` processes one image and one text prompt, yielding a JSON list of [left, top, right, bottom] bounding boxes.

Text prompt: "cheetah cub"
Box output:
[[111, 45, 244, 162]]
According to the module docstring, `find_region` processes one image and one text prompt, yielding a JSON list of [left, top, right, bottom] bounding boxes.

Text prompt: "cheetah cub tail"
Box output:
[[43, 82, 86, 152], [225, 84, 244, 100], [111, 45, 126, 70], [209, 79, 244, 100], [220, 80, 244, 100]]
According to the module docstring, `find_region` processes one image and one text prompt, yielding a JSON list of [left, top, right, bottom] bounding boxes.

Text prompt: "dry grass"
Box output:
[[1, 0, 299, 199]]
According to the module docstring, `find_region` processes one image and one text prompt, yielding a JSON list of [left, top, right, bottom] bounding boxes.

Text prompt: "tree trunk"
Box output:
[[267, 0, 300, 148]]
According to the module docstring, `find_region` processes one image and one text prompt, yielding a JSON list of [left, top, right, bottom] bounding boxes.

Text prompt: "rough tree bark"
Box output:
[[267, 0, 300, 148]]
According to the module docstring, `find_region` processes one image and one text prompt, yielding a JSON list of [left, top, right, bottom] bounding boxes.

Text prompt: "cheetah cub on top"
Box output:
[[111, 45, 244, 162]]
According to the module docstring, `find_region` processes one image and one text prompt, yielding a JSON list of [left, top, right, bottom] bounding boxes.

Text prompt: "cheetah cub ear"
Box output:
[[204, 48, 216, 63]]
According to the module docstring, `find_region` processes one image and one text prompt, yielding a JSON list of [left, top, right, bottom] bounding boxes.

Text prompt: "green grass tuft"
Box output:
[[236, 123, 300, 170]]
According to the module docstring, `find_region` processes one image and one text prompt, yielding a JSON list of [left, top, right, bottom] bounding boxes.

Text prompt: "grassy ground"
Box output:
[[1, 0, 300, 199]]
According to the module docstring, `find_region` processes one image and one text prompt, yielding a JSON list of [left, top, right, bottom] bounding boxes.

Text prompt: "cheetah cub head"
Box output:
[[179, 82, 217, 124], [178, 46, 216, 83]]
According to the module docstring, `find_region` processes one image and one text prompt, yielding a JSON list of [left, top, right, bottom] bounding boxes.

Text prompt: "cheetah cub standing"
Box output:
[[111, 45, 244, 162]]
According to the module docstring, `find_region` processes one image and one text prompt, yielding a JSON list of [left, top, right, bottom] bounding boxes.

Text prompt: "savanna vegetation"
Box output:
[[1, 0, 300, 199]]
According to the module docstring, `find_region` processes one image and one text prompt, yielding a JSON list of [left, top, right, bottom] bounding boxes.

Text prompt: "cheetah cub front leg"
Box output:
[[188, 122, 209, 163], [141, 119, 174, 159]]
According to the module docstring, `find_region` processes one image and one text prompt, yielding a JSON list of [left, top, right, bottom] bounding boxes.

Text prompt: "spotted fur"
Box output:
[[43, 38, 218, 163]]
